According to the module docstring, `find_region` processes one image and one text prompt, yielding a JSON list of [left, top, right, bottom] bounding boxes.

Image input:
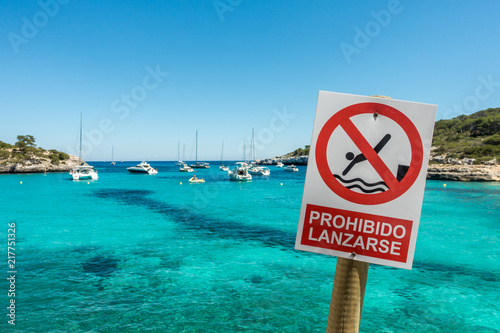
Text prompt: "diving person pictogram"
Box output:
[[333, 132, 410, 194], [342, 134, 391, 176]]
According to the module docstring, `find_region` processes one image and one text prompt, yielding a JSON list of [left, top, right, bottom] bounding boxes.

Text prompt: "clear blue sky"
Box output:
[[1, 0, 499, 161]]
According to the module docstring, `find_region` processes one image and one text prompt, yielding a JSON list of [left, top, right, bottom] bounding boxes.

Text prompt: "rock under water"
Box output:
[[81, 255, 119, 277]]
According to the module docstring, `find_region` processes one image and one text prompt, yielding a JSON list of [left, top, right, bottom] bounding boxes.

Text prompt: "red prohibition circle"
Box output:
[[315, 102, 423, 205]]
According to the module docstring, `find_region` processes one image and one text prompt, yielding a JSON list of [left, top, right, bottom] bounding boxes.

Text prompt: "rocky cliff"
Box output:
[[0, 153, 86, 173], [256, 155, 308, 166], [427, 164, 500, 181]]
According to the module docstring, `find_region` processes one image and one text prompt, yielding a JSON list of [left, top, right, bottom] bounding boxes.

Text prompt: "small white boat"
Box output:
[[228, 162, 252, 181], [180, 163, 194, 172], [284, 164, 299, 172], [175, 142, 183, 165], [189, 175, 205, 183], [127, 162, 158, 175], [71, 165, 99, 180], [248, 165, 270, 176], [220, 165, 229, 171], [276, 162, 284, 168]]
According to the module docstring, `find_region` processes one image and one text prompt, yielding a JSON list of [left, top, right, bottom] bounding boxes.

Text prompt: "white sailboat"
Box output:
[[247, 128, 270, 176], [175, 142, 183, 166], [110, 146, 116, 165], [220, 141, 228, 171], [69, 113, 99, 180], [190, 131, 210, 169]]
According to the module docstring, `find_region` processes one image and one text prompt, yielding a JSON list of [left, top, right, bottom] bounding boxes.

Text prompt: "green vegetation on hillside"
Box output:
[[286, 145, 310, 157], [0, 135, 70, 165], [432, 107, 499, 163]]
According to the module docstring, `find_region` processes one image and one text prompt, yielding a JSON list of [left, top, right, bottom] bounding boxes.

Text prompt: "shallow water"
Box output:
[[1, 162, 498, 332]]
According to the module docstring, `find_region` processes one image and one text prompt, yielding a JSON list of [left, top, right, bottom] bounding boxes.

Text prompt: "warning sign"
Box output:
[[295, 92, 437, 269], [316, 102, 423, 205]]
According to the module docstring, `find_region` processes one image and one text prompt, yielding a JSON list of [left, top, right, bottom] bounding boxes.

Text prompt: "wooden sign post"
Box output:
[[326, 257, 369, 333]]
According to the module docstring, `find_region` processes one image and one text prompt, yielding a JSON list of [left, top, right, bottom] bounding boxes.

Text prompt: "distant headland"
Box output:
[[257, 107, 499, 181], [0, 135, 84, 173]]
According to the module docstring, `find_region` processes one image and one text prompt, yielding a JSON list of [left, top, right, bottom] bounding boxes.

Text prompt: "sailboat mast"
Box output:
[[177, 141, 180, 161], [183, 144, 185, 161], [221, 141, 224, 163], [79, 112, 83, 159], [195, 130, 198, 164], [252, 127, 255, 161]]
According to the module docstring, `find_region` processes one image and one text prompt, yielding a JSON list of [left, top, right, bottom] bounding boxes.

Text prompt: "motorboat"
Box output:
[[284, 164, 299, 172], [70, 113, 99, 180], [127, 162, 158, 175], [248, 165, 270, 176], [189, 175, 205, 183], [189, 130, 210, 169], [71, 165, 98, 180], [220, 165, 229, 171], [228, 162, 252, 181], [180, 163, 194, 172], [276, 162, 284, 168]]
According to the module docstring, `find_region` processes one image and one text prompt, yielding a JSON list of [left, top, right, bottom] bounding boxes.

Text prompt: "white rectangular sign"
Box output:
[[295, 91, 437, 269]]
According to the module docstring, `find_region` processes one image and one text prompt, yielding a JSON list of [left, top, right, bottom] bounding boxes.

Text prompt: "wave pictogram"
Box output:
[[333, 174, 389, 193]]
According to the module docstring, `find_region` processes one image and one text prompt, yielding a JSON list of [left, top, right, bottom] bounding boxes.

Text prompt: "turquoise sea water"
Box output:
[[1, 161, 499, 332]]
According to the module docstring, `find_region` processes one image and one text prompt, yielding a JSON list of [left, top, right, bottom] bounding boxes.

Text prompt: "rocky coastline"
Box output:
[[426, 155, 499, 181], [427, 164, 500, 181], [0, 154, 86, 173], [256, 155, 309, 166], [257, 155, 500, 182]]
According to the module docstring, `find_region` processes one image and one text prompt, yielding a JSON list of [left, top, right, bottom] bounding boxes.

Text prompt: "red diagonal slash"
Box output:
[[341, 119, 398, 189]]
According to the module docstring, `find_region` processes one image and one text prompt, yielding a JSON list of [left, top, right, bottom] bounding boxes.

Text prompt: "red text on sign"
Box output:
[[300, 204, 413, 263]]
